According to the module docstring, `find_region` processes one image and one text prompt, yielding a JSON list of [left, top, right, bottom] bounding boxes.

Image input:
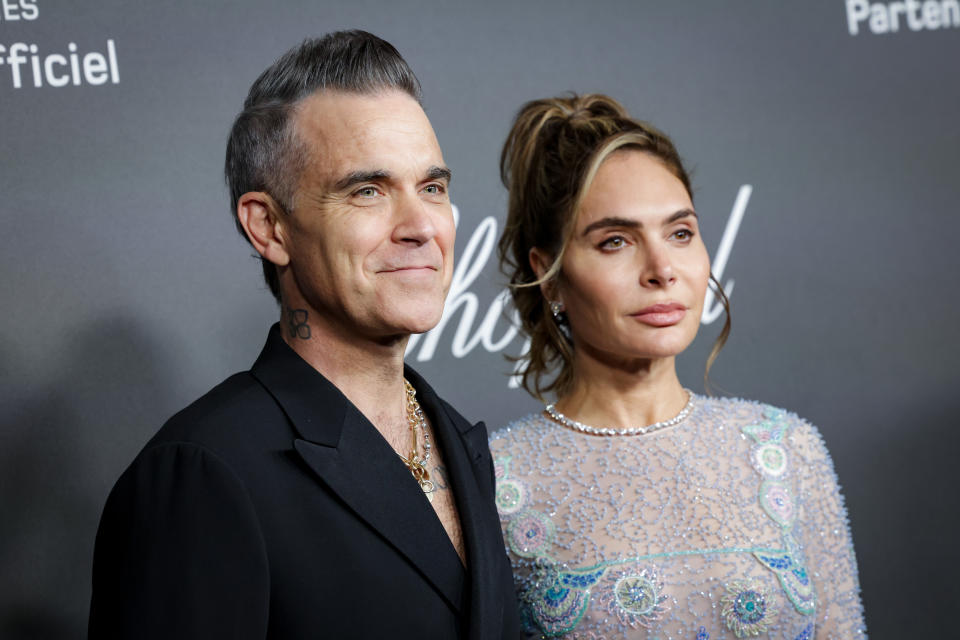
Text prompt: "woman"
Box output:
[[490, 94, 866, 639]]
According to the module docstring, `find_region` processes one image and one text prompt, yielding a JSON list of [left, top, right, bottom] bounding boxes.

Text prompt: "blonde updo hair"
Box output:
[[498, 93, 729, 400]]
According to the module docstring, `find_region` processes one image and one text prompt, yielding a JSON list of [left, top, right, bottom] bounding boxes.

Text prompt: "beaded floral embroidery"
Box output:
[[742, 407, 817, 617], [754, 442, 789, 477], [507, 509, 556, 558], [720, 580, 778, 637], [598, 565, 669, 629], [495, 478, 526, 516], [521, 559, 601, 635], [759, 480, 796, 526], [493, 456, 527, 516]]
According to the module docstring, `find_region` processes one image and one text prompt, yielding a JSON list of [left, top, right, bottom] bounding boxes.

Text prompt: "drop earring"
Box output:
[[549, 300, 572, 340]]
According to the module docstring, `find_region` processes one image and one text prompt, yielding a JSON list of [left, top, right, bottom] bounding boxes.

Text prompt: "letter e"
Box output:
[[83, 52, 109, 85], [923, 0, 942, 27], [905, 0, 925, 29], [2, 0, 20, 21]]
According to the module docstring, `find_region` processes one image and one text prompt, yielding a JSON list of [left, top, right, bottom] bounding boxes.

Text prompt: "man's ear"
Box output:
[[529, 247, 560, 303], [237, 192, 290, 267]]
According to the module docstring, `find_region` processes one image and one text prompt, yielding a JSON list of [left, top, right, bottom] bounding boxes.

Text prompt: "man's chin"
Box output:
[[380, 294, 446, 332], [370, 310, 444, 341], [402, 312, 444, 336]]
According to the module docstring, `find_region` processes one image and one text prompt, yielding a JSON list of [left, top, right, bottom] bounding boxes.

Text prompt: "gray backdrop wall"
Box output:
[[2, 1, 958, 637]]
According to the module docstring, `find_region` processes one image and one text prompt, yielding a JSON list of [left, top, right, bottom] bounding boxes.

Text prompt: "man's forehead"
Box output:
[[295, 89, 432, 141], [293, 89, 443, 182]]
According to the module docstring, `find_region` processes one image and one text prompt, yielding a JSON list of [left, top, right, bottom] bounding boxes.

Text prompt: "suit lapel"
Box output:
[[405, 368, 505, 640], [249, 326, 465, 613]]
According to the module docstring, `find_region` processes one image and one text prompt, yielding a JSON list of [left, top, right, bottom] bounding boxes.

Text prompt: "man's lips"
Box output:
[[631, 302, 687, 327], [380, 265, 438, 272], [378, 265, 440, 277]]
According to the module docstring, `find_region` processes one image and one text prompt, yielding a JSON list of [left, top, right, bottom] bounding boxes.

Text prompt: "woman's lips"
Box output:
[[631, 302, 687, 327]]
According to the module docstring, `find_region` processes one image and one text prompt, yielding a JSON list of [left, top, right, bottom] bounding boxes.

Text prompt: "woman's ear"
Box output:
[[529, 247, 560, 303], [237, 192, 291, 267]]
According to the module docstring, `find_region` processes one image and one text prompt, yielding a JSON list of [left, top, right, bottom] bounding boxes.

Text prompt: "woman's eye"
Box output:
[[599, 236, 626, 250], [673, 229, 694, 241]]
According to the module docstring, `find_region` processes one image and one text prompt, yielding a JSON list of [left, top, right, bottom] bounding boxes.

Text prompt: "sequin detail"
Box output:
[[754, 548, 816, 615], [721, 580, 778, 637], [696, 627, 710, 640], [599, 566, 669, 629], [495, 478, 526, 516], [793, 622, 814, 640], [532, 585, 590, 636], [614, 575, 659, 615], [493, 456, 509, 480], [760, 480, 796, 526], [754, 442, 788, 477], [524, 560, 597, 636], [507, 509, 556, 558], [741, 419, 784, 443]]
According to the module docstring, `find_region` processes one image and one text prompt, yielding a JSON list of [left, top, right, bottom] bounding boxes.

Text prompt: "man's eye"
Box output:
[[423, 184, 445, 195], [355, 187, 378, 197]]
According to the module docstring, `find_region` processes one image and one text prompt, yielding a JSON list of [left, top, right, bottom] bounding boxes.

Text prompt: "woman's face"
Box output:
[[539, 150, 710, 365]]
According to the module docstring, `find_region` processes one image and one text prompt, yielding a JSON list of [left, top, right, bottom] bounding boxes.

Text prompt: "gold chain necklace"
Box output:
[[399, 379, 436, 502]]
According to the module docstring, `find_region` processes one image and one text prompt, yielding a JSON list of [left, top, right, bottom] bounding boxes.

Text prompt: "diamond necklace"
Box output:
[[544, 389, 695, 436]]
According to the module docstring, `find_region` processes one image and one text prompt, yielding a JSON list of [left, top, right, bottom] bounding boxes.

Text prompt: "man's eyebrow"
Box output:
[[580, 209, 697, 236], [426, 165, 452, 184], [333, 169, 391, 192], [332, 166, 452, 192]]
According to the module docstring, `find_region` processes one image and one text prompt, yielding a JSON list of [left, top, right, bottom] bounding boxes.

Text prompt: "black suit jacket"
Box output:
[[89, 325, 521, 639]]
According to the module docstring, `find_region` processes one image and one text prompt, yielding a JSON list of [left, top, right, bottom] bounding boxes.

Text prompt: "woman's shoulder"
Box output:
[[697, 394, 833, 462], [489, 411, 553, 437], [697, 394, 810, 427], [488, 411, 555, 451]]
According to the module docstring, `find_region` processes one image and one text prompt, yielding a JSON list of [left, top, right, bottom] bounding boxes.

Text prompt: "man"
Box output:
[[89, 31, 520, 639]]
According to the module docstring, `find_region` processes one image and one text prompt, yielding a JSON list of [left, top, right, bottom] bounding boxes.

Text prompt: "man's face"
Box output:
[[280, 90, 455, 342]]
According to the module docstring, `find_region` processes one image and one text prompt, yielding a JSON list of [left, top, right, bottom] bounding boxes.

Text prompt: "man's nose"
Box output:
[[392, 193, 438, 245]]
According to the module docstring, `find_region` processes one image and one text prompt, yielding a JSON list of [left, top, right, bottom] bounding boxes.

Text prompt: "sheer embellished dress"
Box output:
[[490, 396, 866, 639]]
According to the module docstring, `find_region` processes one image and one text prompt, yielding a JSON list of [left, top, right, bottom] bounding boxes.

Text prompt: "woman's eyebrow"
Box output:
[[580, 216, 639, 236], [580, 209, 697, 236], [666, 208, 698, 224]]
